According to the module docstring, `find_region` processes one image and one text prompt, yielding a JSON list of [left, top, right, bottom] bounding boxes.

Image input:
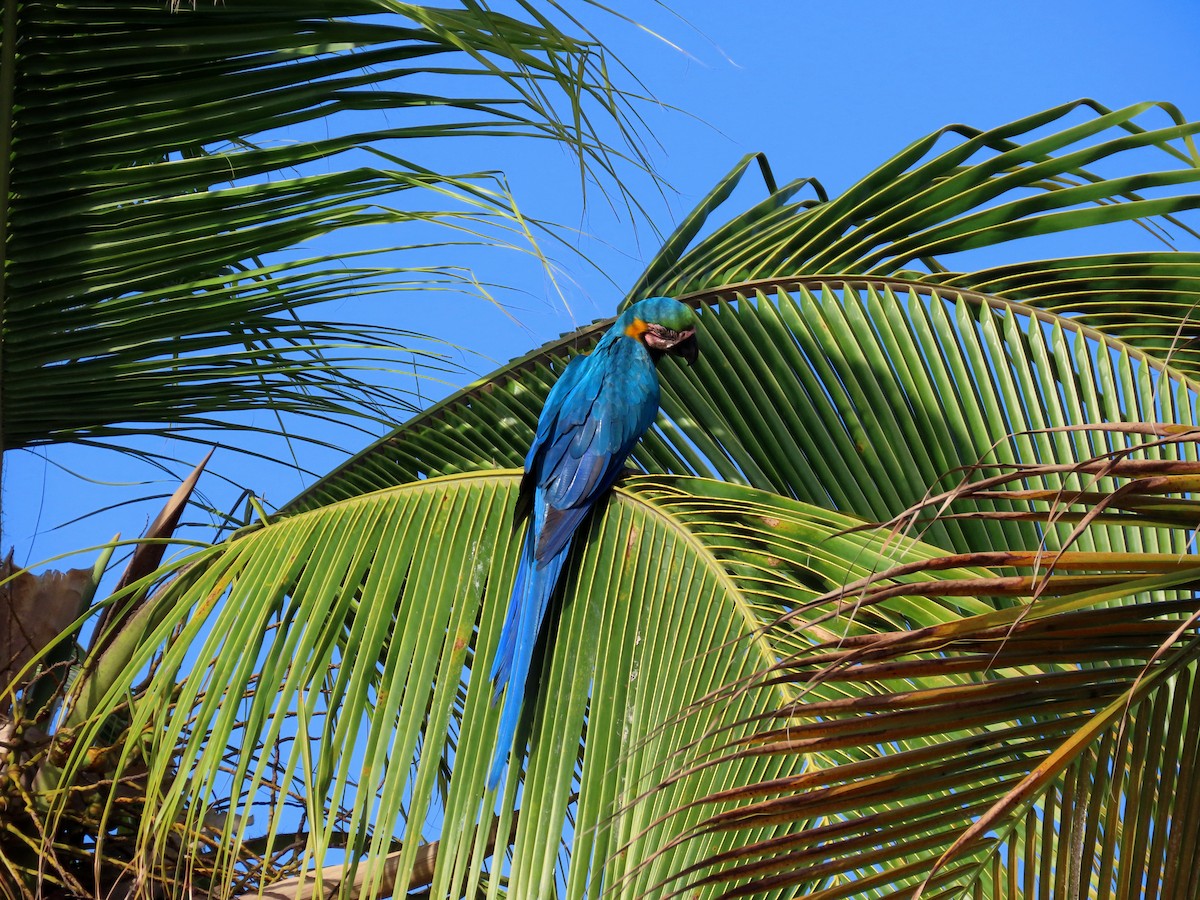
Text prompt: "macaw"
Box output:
[[488, 296, 700, 789]]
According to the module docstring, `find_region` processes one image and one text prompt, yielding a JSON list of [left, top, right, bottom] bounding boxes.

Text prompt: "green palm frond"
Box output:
[[289, 100, 1200, 515], [651, 430, 1200, 899], [285, 276, 1199, 563], [633, 100, 1200, 296], [39, 475, 976, 898], [2, 0, 655, 455], [920, 252, 1200, 373], [628, 101, 1200, 378]]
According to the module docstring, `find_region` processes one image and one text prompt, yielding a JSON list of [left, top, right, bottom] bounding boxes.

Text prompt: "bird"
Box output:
[[487, 296, 700, 789]]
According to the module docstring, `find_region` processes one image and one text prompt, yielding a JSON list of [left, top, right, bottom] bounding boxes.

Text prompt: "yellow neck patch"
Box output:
[[624, 317, 649, 339]]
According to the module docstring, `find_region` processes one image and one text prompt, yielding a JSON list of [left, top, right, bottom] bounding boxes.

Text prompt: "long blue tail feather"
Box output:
[[488, 529, 569, 789], [489, 535, 532, 697]]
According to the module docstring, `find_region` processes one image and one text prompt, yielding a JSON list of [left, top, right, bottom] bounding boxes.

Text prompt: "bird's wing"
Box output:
[[515, 354, 591, 524], [525, 354, 591, 471], [531, 360, 655, 565]]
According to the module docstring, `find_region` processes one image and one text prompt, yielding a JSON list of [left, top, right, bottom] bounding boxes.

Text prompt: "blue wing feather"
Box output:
[[523, 354, 591, 472]]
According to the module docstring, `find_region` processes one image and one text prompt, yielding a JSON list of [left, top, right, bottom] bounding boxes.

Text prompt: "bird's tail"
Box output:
[[487, 530, 568, 790]]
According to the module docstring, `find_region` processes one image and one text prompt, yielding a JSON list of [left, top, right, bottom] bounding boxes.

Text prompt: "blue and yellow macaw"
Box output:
[[488, 296, 700, 788]]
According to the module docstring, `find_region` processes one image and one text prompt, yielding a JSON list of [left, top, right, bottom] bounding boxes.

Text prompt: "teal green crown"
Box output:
[[620, 296, 697, 330]]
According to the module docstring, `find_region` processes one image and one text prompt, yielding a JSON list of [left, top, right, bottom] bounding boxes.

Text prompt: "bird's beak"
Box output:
[[673, 330, 699, 366]]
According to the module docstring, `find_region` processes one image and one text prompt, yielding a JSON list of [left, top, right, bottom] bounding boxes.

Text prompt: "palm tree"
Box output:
[[7, 6, 1200, 898], [250, 102, 1200, 899]]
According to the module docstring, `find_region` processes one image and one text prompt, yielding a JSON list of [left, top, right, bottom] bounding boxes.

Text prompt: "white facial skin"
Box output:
[[643, 323, 696, 352]]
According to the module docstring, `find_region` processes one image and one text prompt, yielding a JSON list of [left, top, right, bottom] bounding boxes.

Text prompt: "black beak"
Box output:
[[673, 332, 699, 366]]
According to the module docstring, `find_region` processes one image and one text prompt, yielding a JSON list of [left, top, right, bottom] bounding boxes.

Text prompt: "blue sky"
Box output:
[[7, 0, 1200, 571]]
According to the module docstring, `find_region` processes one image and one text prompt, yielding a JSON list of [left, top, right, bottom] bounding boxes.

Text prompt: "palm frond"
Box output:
[[653, 431, 1200, 899], [38, 474, 979, 899], [2, 0, 657, 455], [634, 100, 1200, 298], [285, 275, 1199, 567]]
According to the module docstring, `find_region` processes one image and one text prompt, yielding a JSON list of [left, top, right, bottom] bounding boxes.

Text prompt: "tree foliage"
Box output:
[[5, 4, 1200, 896], [0, 0, 654, 477]]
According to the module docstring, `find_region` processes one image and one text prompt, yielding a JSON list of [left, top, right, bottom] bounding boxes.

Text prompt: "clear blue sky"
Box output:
[[7, 0, 1200, 571]]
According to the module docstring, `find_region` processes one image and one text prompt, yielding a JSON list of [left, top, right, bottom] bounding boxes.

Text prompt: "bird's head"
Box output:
[[619, 296, 700, 365]]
